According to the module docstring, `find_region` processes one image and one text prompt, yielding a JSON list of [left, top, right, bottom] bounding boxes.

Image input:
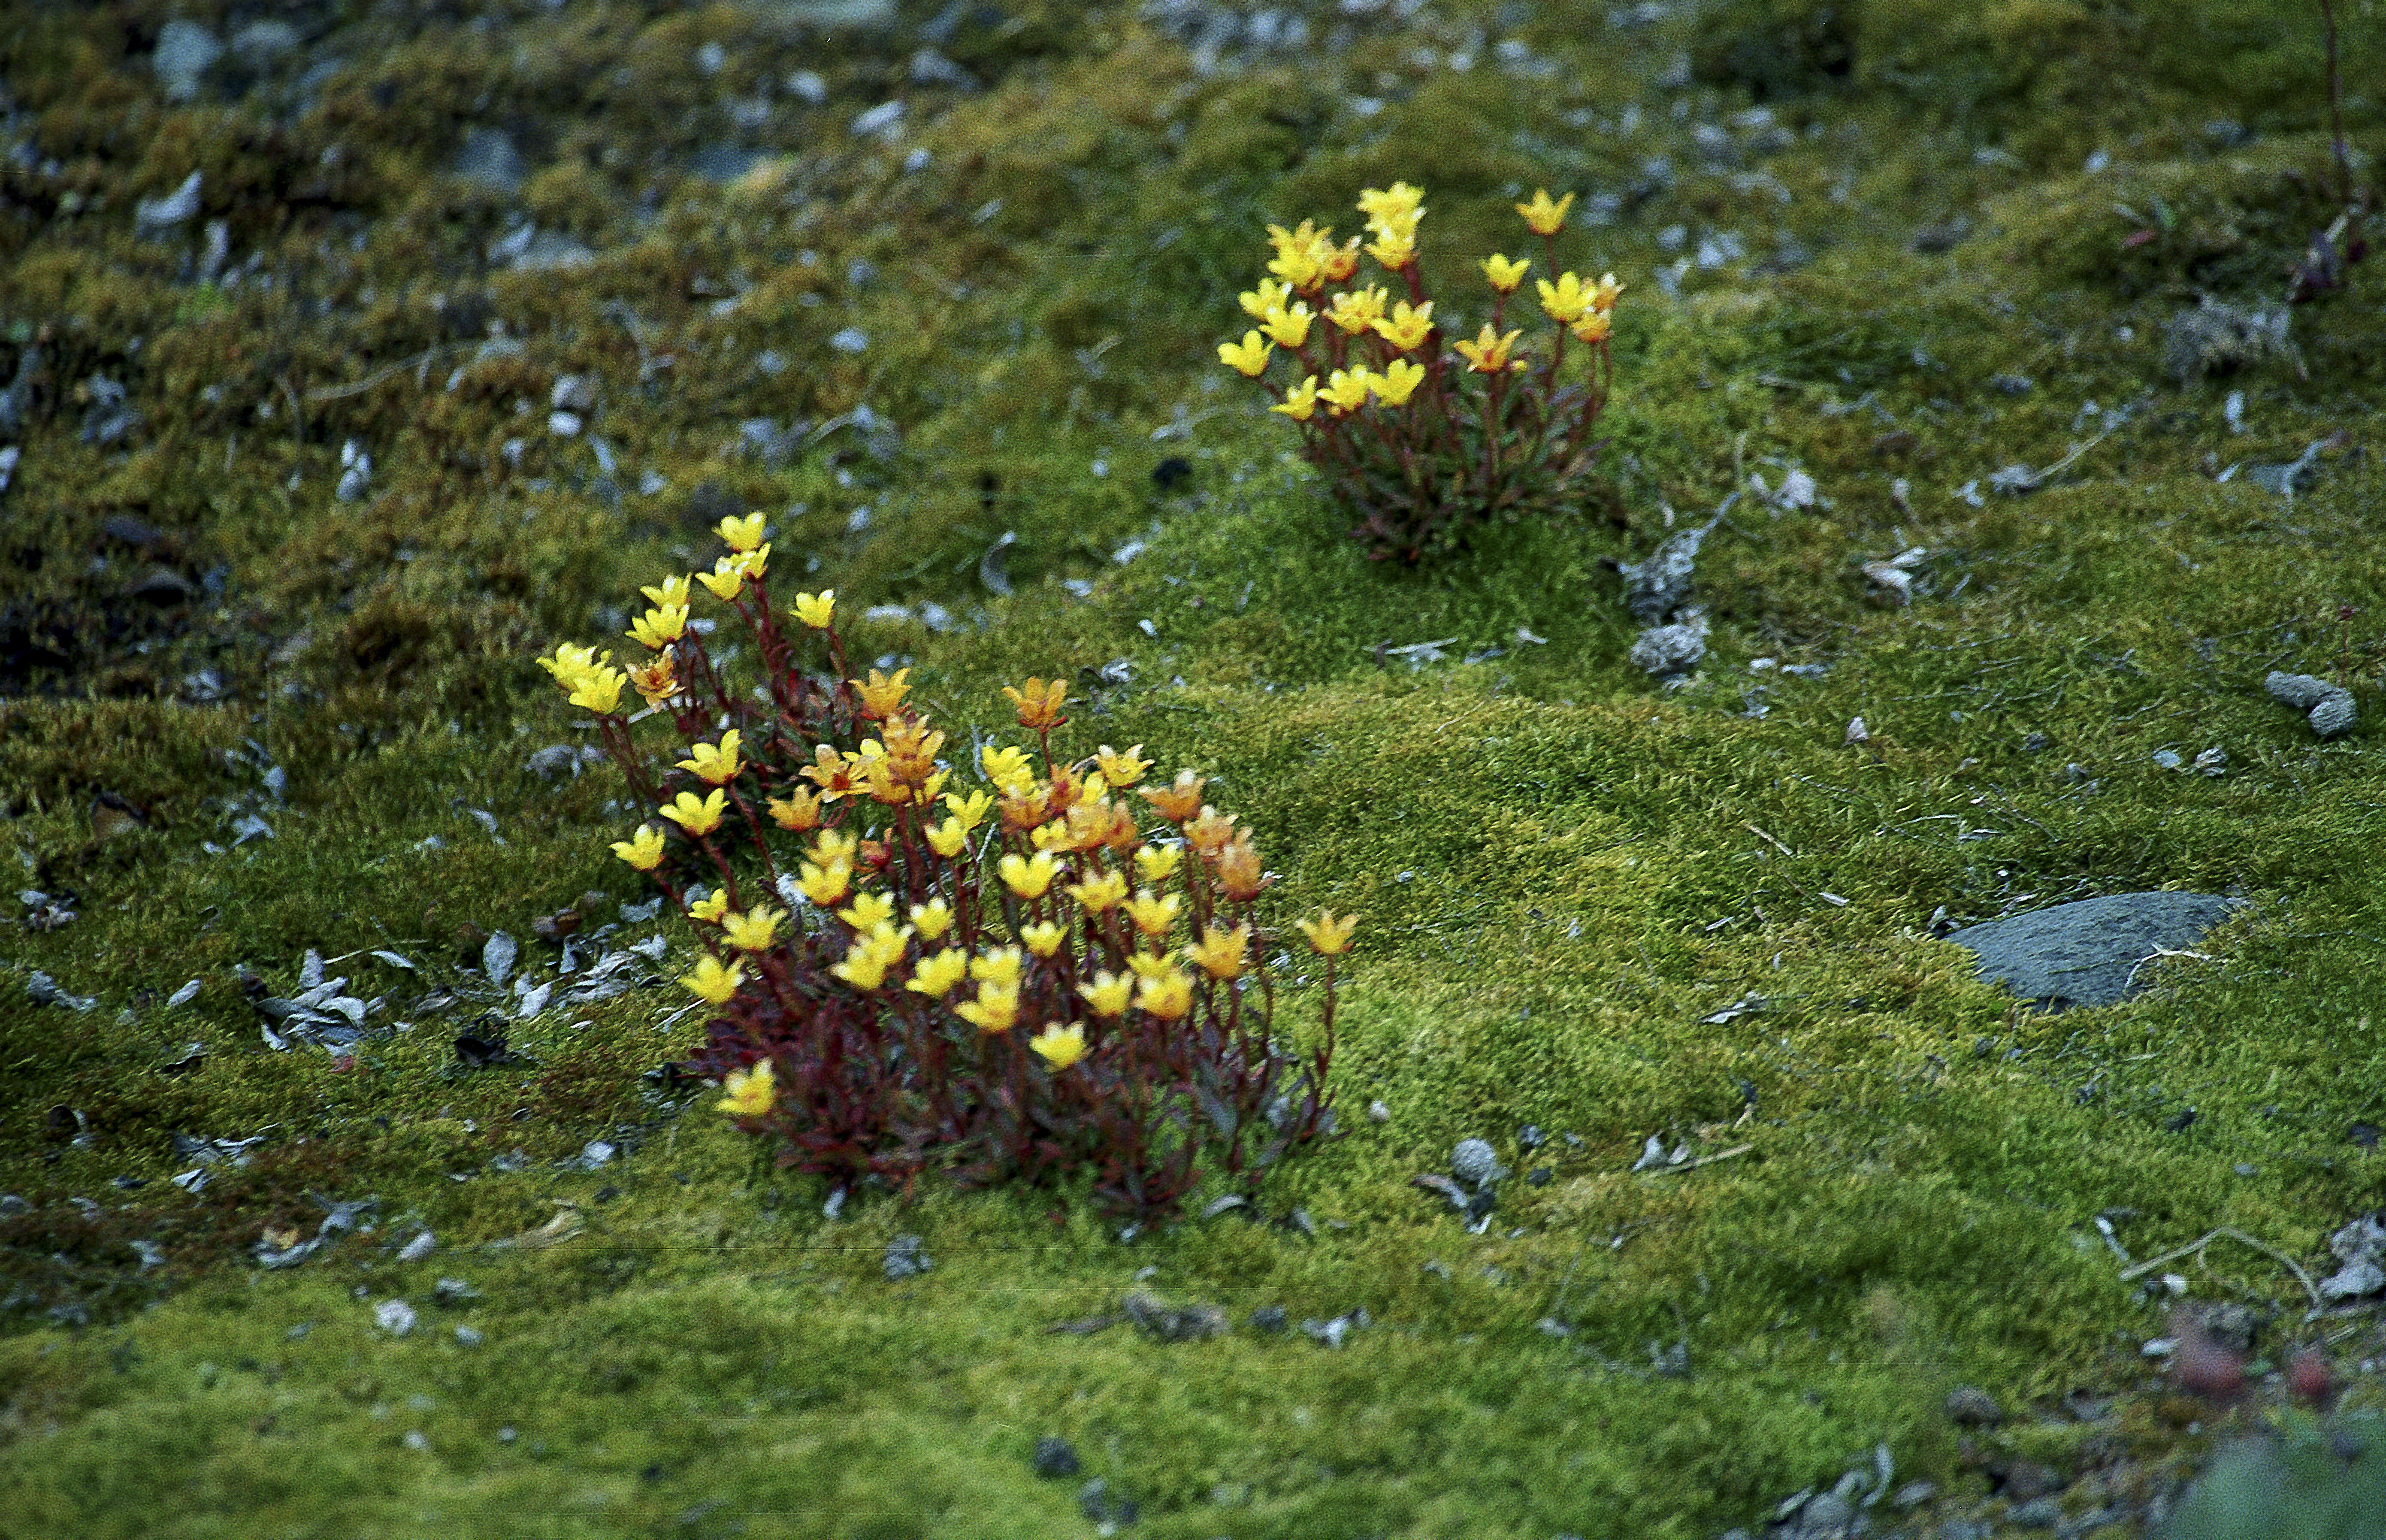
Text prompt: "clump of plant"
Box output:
[[1217, 182, 1623, 562], [2160, 1310, 2386, 1539], [536, 517, 1352, 1222]]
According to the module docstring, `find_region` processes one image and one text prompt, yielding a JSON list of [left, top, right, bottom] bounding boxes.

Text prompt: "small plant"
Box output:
[[1219, 181, 1623, 562], [536, 520, 1351, 1222]]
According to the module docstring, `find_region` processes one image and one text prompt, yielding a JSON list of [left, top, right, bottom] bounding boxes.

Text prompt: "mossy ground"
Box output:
[[4, 0, 2386, 1534]]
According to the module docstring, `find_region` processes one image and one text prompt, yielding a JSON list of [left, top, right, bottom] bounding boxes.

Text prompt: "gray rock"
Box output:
[[453, 128, 528, 193], [153, 20, 223, 103], [1451, 1138, 1508, 1188], [1941, 892, 2243, 1012], [1031, 1437, 1079, 1477], [882, 1234, 932, 1280], [2008, 1495, 2063, 1528], [134, 171, 203, 239], [230, 20, 302, 70], [1796, 1489, 1854, 1534], [1945, 1385, 2003, 1425], [1627, 608, 1709, 681], [1613, 514, 1722, 623], [2265, 671, 2356, 738]]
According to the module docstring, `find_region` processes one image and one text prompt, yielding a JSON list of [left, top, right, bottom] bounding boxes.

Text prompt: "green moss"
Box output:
[[6, 0, 2386, 1532]]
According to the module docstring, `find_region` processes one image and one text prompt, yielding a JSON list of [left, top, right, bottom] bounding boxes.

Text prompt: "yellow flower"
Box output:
[[1297, 909, 1359, 956], [1218, 330, 1273, 378], [832, 945, 891, 992], [811, 828, 860, 866], [1364, 226, 1417, 271], [956, 982, 1020, 1033], [1370, 358, 1425, 407], [1270, 375, 1321, 423], [970, 947, 1024, 989], [722, 904, 786, 951], [1325, 285, 1389, 335], [688, 890, 729, 923], [639, 575, 692, 610], [1021, 920, 1067, 958], [1591, 272, 1624, 312], [907, 893, 954, 941], [717, 511, 768, 551], [696, 555, 746, 602], [1259, 301, 1313, 348], [1453, 324, 1524, 374], [716, 1058, 774, 1116], [1135, 968, 1194, 1021], [1134, 844, 1183, 885], [1370, 300, 1433, 351], [677, 730, 743, 786], [1515, 187, 1574, 236], [628, 654, 679, 707], [1239, 278, 1290, 321], [610, 824, 666, 871], [767, 787, 823, 832], [1077, 970, 1134, 1017], [1321, 368, 1372, 415], [1003, 677, 1069, 730], [1185, 923, 1251, 980], [1318, 236, 1363, 284], [949, 784, 1000, 826], [1570, 310, 1613, 344], [1065, 869, 1129, 912], [1124, 888, 1180, 940], [1028, 1022, 1087, 1071], [627, 603, 689, 650], [1183, 805, 1237, 858], [907, 947, 969, 997], [729, 545, 770, 581], [798, 856, 852, 907], [1094, 744, 1150, 788], [681, 953, 744, 1005], [1537, 271, 1592, 324], [659, 788, 727, 838], [1357, 182, 1425, 225], [1481, 253, 1531, 293], [999, 850, 1060, 899], [1126, 951, 1180, 984], [791, 589, 836, 629], [1215, 832, 1268, 902], [839, 891, 895, 933], [850, 667, 911, 720], [1263, 219, 1331, 289], [926, 817, 970, 858], [569, 666, 626, 714], [1140, 770, 1205, 823]]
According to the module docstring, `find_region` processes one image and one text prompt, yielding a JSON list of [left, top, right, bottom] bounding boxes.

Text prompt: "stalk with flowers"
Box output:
[[1220, 182, 1624, 563], [535, 518, 1352, 1223]]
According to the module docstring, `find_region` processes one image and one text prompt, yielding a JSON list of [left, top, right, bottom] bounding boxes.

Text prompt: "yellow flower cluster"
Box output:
[[616, 690, 1360, 1088], [1218, 181, 1624, 414]]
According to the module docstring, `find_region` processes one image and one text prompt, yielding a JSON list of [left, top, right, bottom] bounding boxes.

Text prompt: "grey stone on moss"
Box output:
[[2266, 671, 2356, 738], [1941, 892, 2244, 1012]]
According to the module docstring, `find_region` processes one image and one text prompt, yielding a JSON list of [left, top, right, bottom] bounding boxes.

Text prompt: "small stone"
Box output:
[[1366, 1099, 1391, 1123], [373, 1299, 417, 1337], [2008, 1495, 2063, 1529], [1944, 1385, 2003, 1426], [882, 1234, 932, 1281], [153, 20, 223, 103], [1451, 1138, 1508, 1188], [1891, 1479, 1937, 1508], [396, 1230, 435, 1263], [1031, 1437, 1080, 1478], [454, 1326, 483, 1346], [1799, 1490, 1854, 1531], [1247, 1305, 1288, 1334]]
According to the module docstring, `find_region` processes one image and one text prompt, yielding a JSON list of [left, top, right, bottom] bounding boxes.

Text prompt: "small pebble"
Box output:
[[1944, 1385, 2003, 1425], [1451, 1138, 1507, 1187], [1032, 1437, 1080, 1478]]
